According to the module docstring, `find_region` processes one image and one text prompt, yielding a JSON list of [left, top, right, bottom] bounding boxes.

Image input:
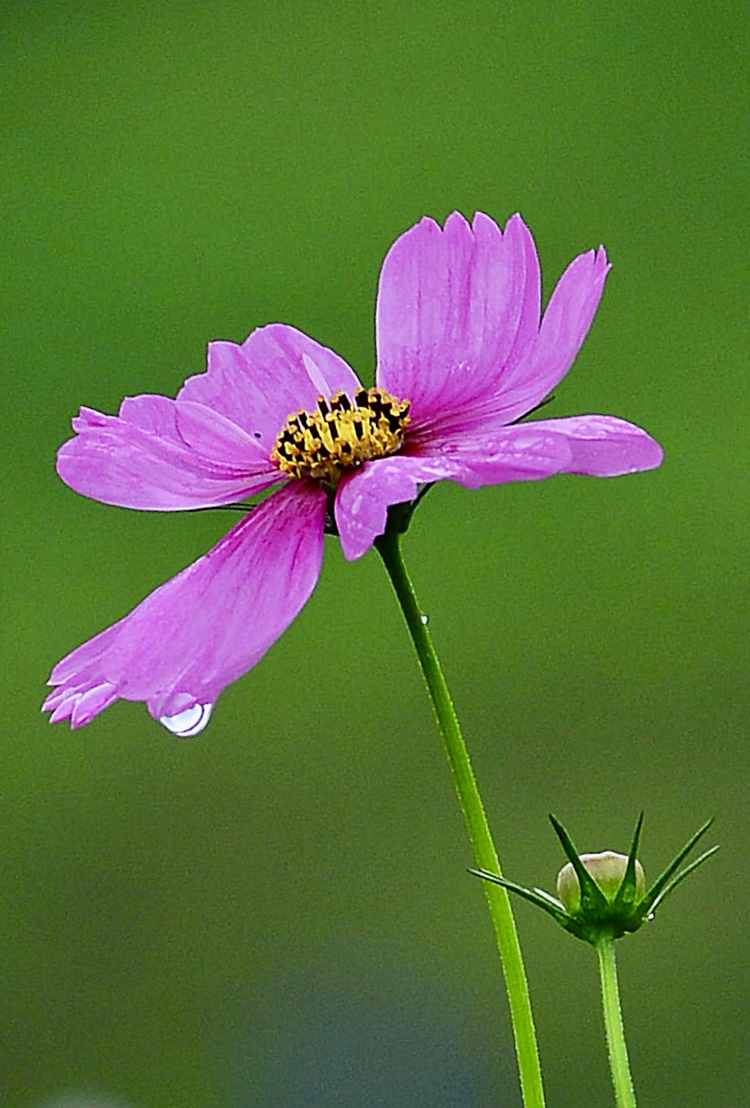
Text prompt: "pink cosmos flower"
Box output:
[[44, 212, 662, 735]]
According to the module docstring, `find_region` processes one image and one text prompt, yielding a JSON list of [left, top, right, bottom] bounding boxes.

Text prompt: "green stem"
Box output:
[[596, 935, 637, 1108], [375, 527, 545, 1108]]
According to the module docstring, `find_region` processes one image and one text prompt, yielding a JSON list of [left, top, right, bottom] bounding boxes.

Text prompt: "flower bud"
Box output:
[[557, 851, 646, 914], [471, 813, 716, 946]]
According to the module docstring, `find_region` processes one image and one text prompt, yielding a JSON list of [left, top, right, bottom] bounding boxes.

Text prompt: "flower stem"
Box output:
[[596, 935, 637, 1108], [375, 526, 545, 1108]]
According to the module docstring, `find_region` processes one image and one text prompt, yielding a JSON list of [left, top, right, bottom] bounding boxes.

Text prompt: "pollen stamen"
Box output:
[[271, 387, 411, 482]]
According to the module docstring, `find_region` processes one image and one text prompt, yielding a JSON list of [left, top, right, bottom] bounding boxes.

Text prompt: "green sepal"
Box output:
[[549, 813, 610, 918], [469, 868, 588, 939], [470, 869, 569, 924], [646, 844, 720, 916], [611, 811, 645, 916], [640, 818, 716, 916]]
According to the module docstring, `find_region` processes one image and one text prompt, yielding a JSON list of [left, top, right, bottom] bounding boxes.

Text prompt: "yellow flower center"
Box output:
[[271, 387, 411, 482]]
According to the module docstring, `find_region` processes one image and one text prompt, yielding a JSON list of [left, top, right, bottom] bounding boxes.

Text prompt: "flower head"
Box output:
[[472, 813, 719, 944], [44, 212, 663, 733]]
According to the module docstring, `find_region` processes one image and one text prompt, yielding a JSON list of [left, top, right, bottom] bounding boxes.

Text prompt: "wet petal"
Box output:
[[421, 424, 574, 489], [419, 413, 662, 488], [178, 324, 362, 449], [335, 455, 457, 561], [521, 414, 664, 476], [43, 482, 327, 727], [376, 212, 540, 425], [57, 394, 277, 510]]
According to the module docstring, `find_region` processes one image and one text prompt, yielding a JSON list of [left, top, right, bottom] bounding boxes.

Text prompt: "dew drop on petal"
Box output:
[[159, 702, 214, 737]]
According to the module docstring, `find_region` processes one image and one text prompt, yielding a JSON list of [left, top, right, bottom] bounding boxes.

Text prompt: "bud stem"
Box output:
[[376, 526, 545, 1108], [596, 934, 638, 1108]]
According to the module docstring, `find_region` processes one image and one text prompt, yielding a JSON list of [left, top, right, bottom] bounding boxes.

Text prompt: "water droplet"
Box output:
[[420, 613, 429, 625], [160, 702, 213, 737]]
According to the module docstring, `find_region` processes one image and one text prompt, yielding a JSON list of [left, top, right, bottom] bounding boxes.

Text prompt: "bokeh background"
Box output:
[[2, 1, 746, 1105]]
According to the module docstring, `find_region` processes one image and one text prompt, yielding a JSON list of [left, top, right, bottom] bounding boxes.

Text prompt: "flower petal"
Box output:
[[57, 394, 276, 510], [520, 414, 664, 476], [43, 482, 327, 727], [335, 455, 458, 561], [376, 211, 540, 425], [334, 409, 652, 561], [420, 424, 574, 489], [418, 414, 662, 488], [491, 246, 611, 423], [178, 324, 362, 448]]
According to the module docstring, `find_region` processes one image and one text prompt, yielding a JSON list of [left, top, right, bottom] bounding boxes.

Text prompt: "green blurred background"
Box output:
[[2, 1, 746, 1105]]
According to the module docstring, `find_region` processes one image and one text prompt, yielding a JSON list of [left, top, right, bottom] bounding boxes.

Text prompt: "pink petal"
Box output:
[[376, 212, 540, 426], [492, 246, 611, 424], [520, 414, 664, 476], [416, 414, 662, 488], [174, 400, 272, 466], [178, 324, 363, 449], [43, 482, 327, 728], [335, 455, 458, 561], [417, 424, 575, 489], [58, 394, 277, 510]]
